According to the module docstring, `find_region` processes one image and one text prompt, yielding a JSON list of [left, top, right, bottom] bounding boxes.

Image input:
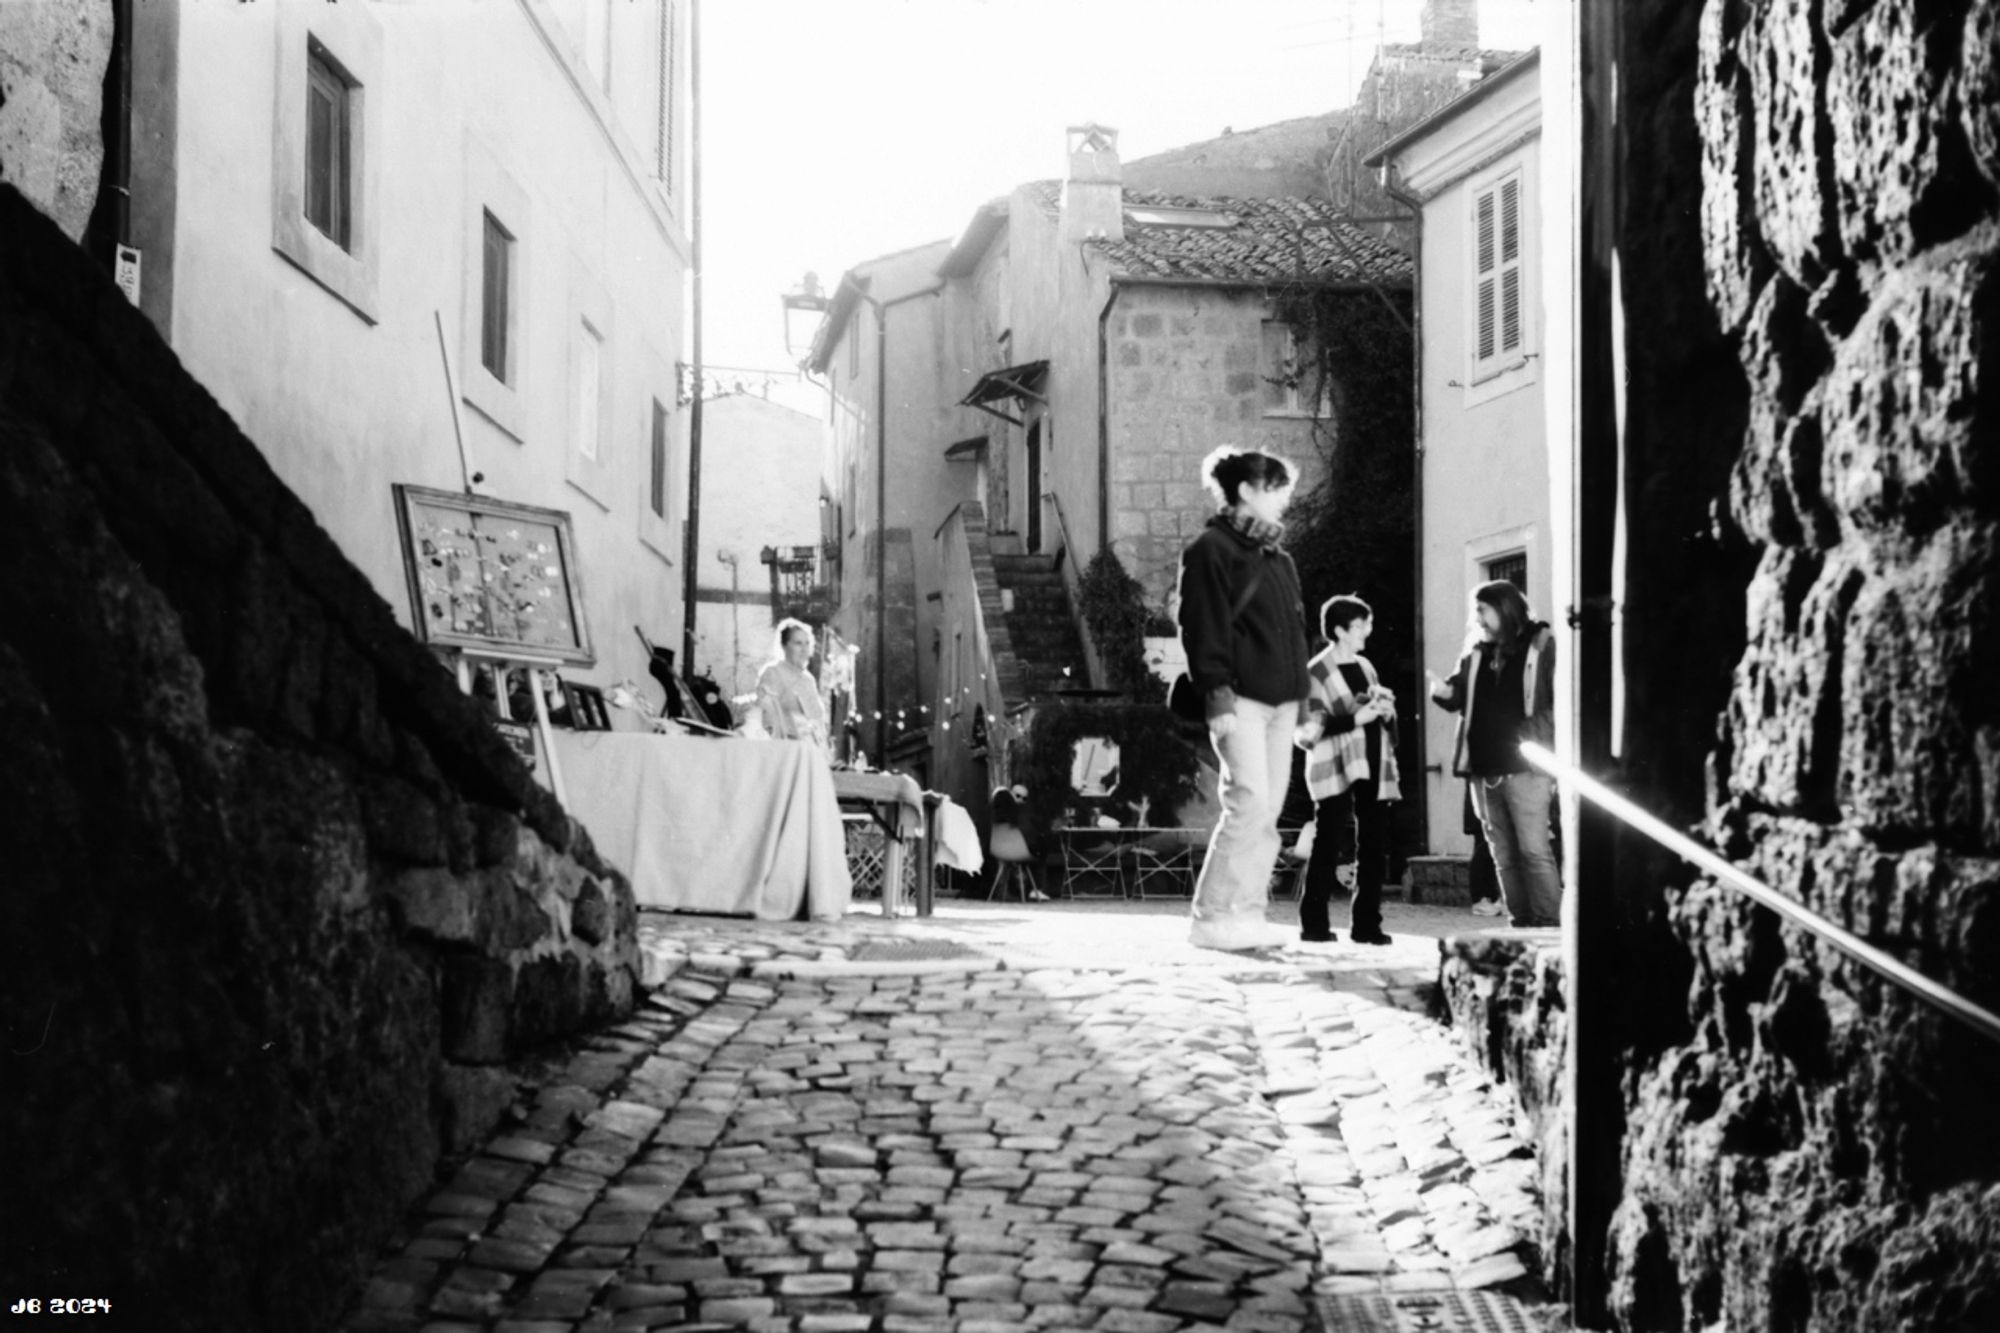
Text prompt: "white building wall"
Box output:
[[689, 394, 827, 703], [160, 0, 690, 697], [1402, 89, 1547, 855]]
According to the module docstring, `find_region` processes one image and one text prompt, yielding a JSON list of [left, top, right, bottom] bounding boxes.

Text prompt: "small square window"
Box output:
[[650, 398, 670, 518], [1260, 321, 1331, 418], [480, 210, 514, 383], [1484, 551, 1527, 591], [304, 49, 352, 250]]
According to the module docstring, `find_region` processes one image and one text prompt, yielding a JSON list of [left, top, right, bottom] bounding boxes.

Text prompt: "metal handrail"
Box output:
[[1521, 742, 2000, 1046]]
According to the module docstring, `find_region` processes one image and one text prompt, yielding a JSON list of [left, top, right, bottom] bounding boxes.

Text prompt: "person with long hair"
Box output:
[[755, 618, 829, 750], [1427, 580, 1561, 927], [1295, 594, 1401, 945], [1175, 446, 1312, 951]]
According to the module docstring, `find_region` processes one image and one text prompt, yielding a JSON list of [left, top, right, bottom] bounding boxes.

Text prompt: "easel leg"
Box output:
[[528, 668, 568, 807]]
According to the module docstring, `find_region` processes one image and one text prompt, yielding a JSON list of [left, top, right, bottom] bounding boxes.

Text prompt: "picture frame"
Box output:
[[392, 484, 595, 666]]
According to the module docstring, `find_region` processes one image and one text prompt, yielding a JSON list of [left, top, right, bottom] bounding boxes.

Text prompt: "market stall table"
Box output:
[[830, 769, 934, 917], [550, 731, 852, 920]]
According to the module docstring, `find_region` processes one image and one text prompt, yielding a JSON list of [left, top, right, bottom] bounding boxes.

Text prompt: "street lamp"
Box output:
[[779, 271, 829, 368]]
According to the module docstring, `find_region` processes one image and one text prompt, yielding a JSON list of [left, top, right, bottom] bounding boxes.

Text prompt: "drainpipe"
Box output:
[[681, 0, 705, 667], [1380, 167, 1428, 855], [1096, 281, 1121, 557], [860, 284, 943, 763], [85, 0, 135, 270]]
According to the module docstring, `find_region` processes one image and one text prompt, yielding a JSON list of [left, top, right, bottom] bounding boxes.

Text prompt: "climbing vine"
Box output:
[[1075, 549, 1167, 704], [1274, 285, 1424, 861], [1016, 702, 1204, 841]]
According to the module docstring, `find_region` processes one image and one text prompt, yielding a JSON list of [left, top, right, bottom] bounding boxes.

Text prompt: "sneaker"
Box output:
[[1470, 900, 1506, 917], [1027, 889, 1050, 902]]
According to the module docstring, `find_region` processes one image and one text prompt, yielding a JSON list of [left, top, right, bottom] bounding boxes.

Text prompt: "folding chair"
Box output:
[[1124, 834, 1194, 898], [1061, 830, 1127, 898], [1270, 821, 1311, 900]]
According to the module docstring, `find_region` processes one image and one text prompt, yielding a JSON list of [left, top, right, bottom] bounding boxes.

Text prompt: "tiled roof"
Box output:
[[1028, 184, 1412, 286]]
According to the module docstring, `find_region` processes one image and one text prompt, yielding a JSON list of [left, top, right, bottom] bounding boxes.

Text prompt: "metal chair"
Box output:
[[1062, 828, 1127, 898], [1124, 833, 1194, 898]]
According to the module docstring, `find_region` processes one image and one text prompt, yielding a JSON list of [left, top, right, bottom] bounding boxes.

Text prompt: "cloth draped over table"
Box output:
[[551, 732, 852, 921], [931, 797, 983, 875]]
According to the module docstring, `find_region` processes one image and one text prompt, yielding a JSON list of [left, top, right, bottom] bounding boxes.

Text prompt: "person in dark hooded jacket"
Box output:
[[1175, 446, 1312, 951], [1427, 579, 1561, 927]]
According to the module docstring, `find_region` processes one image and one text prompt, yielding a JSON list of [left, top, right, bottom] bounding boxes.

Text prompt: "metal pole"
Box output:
[[1523, 744, 2000, 1047], [681, 0, 704, 668], [1571, 4, 1624, 1319]]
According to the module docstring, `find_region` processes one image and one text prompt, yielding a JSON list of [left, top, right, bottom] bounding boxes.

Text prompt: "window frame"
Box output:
[[271, 10, 382, 322], [303, 48, 352, 250], [460, 133, 531, 442], [563, 255, 615, 510], [1467, 166, 1532, 390], [636, 360, 680, 568], [1259, 319, 1333, 419]]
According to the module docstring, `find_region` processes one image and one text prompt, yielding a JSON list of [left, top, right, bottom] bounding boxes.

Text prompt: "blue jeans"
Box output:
[[1471, 771, 1562, 927], [1190, 697, 1297, 940]]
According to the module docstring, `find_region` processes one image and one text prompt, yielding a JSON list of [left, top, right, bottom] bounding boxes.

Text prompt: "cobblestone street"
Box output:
[[341, 901, 1551, 1332]]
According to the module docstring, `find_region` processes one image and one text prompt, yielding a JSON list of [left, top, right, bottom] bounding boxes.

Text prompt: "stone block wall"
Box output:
[[1104, 286, 1324, 608], [0, 186, 639, 1332], [1606, 2, 2000, 1329], [1437, 932, 1568, 1278]]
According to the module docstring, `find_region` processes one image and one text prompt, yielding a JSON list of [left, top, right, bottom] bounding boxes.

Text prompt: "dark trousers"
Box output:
[[1300, 775, 1386, 939]]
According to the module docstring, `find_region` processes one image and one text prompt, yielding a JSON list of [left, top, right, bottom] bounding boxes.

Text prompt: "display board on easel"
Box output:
[[392, 483, 593, 804]]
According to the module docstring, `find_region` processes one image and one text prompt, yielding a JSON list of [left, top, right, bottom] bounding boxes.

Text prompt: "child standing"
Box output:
[[1295, 594, 1401, 945]]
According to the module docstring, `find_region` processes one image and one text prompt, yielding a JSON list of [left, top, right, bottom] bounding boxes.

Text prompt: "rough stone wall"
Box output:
[[0, 0, 112, 241], [1607, 2, 2000, 1330], [1105, 286, 1326, 609], [1437, 933, 1569, 1278], [0, 186, 639, 1332]]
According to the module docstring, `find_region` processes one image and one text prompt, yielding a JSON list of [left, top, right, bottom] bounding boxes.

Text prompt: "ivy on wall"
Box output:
[[1017, 702, 1203, 840], [1076, 549, 1168, 704], [1275, 286, 1423, 860]]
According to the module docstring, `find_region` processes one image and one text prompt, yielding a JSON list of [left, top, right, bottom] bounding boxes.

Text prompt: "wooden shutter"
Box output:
[[656, 0, 676, 187], [480, 211, 511, 382], [1499, 177, 1522, 355], [650, 399, 668, 517], [1474, 188, 1497, 363]]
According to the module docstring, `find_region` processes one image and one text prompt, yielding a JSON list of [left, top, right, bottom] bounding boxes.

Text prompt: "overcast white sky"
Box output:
[[698, 0, 1542, 375]]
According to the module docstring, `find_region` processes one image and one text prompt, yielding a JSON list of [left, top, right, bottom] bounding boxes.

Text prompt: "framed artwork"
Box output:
[[392, 484, 595, 665]]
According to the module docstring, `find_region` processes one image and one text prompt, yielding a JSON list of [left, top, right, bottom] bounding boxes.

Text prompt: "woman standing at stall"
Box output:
[[756, 618, 830, 751], [1176, 446, 1312, 952], [1427, 580, 1561, 927]]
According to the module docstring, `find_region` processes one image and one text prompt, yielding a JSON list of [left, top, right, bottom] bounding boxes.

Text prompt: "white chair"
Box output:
[[988, 822, 1047, 901]]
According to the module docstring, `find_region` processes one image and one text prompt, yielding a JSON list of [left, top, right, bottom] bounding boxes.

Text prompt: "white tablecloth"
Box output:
[[551, 731, 853, 920]]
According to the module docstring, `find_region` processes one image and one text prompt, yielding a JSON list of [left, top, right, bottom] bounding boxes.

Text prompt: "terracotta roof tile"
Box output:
[[1028, 184, 1411, 285]]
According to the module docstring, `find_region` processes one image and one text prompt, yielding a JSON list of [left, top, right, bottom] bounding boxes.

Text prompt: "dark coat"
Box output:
[[1175, 516, 1312, 709]]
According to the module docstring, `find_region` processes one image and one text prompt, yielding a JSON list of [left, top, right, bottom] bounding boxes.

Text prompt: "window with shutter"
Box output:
[[656, 0, 676, 189], [1470, 170, 1529, 382]]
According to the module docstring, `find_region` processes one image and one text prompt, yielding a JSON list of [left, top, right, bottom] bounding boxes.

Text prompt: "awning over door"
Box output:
[[959, 360, 1048, 427]]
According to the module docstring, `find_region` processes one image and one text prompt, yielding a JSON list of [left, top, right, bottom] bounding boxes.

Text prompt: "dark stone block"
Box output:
[[510, 954, 585, 1051], [573, 877, 610, 946], [436, 1064, 522, 1158], [470, 803, 522, 867], [441, 955, 513, 1065], [360, 774, 448, 867]]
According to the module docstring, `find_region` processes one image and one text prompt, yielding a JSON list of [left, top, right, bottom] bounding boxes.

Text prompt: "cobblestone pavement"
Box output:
[[341, 899, 1551, 1332]]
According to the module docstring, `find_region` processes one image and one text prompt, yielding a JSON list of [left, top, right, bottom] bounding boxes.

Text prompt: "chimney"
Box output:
[[1061, 124, 1124, 244], [1420, 0, 1478, 48]]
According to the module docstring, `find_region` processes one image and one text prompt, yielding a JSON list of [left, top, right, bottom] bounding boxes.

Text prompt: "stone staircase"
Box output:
[[990, 553, 1089, 699]]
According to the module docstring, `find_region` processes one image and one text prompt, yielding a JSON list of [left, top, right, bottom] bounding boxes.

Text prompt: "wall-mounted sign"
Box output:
[[392, 484, 595, 665]]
